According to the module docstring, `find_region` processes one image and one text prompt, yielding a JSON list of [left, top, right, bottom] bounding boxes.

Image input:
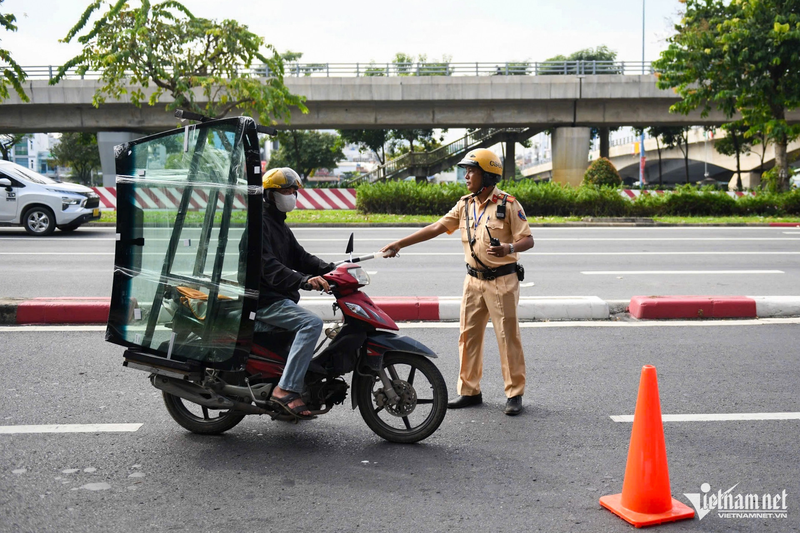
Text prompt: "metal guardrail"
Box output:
[[13, 61, 655, 81]]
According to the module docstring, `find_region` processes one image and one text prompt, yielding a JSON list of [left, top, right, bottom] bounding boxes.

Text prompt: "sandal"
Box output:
[[271, 391, 316, 420]]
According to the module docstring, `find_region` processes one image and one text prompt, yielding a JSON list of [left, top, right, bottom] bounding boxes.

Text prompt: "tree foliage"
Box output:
[[51, 0, 306, 124], [51, 133, 102, 185], [0, 133, 25, 161], [0, 0, 27, 102], [338, 129, 391, 165], [583, 157, 622, 187], [267, 130, 344, 180], [654, 0, 800, 190], [542, 45, 620, 75]]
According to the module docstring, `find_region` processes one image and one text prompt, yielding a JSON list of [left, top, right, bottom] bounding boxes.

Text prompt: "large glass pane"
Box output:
[[108, 121, 258, 365]]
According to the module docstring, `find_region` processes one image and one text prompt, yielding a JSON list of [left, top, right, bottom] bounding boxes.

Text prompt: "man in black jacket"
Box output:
[[257, 168, 334, 419]]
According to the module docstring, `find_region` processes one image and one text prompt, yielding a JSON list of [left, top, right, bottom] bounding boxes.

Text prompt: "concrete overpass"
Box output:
[[6, 75, 796, 133], [5, 74, 800, 187], [522, 128, 800, 188]]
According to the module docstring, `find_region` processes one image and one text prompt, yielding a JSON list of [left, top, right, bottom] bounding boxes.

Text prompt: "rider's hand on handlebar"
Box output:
[[380, 242, 401, 258], [306, 276, 330, 292]]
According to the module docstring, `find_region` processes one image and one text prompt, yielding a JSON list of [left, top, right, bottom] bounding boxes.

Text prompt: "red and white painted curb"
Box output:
[[4, 295, 800, 325], [90, 187, 357, 211], [629, 295, 800, 319]]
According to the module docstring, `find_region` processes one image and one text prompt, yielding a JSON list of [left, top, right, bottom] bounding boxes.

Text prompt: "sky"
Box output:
[[4, 0, 683, 67]]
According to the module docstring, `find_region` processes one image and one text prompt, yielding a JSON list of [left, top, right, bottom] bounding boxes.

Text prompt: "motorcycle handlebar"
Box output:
[[333, 251, 390, 267]]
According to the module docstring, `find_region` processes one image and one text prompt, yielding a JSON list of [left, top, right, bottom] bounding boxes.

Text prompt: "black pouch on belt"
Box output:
[[516, 263, 525, 281]]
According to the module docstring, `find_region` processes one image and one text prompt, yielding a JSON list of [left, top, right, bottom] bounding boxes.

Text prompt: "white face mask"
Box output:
[[273, 191, 297, 213]]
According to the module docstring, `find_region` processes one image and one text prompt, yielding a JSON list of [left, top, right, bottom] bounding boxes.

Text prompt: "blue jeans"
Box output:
[[255, 299, 323, 393]]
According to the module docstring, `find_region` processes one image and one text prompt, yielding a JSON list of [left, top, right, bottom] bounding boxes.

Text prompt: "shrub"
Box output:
[[582, 158, 622, 187], [663, 184, 736, 216], [781, 189, 800, 215], [356, 181, 466, 215], [736, 192, 782, 216]]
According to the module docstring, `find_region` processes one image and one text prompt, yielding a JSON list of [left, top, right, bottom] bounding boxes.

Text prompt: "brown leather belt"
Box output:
[[466, 263, 517, 281]]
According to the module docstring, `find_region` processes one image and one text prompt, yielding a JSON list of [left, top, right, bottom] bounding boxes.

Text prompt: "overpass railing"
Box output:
[[14, 61, 655, 81]]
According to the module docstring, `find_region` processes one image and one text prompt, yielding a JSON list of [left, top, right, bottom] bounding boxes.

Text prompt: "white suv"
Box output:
[[0, 160, 101, 236]]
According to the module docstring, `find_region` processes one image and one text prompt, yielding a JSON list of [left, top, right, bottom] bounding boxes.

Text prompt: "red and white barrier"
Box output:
[[91, 187, 357, 211]]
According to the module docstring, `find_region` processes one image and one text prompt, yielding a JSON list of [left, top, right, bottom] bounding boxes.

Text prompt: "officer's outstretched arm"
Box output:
[[381, 222, 448, 258]]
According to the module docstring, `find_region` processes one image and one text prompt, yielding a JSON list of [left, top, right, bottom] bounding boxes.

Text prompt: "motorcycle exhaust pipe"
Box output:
[[151, 376, 271, 415], [151, 375, 236, 409]]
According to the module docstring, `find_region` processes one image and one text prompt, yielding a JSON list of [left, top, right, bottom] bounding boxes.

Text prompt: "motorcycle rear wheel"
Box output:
[[162, 392, 246, 435], [356, 352, 448, 444]]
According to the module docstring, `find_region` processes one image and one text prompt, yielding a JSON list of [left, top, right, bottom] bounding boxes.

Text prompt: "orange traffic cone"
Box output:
[[599, 365, 695, 528]]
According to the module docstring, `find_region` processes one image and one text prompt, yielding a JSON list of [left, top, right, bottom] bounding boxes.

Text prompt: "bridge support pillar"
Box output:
[[503, 140, 516, 181], [552, 127, 591, 186], [97, 132, 139, 187]]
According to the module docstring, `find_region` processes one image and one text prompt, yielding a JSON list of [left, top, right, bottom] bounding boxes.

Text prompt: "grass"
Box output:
[[94, 210, 800, 226]]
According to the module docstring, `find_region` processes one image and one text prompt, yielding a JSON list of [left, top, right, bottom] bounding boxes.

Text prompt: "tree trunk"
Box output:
[[599, 127, 610, 159], [775, 138, 790, 191], [732, 134, 742, 191]]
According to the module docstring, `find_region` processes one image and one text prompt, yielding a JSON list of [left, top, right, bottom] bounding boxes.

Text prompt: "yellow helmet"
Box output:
[[457, 149, 503, 178], [263, 167, 303, 190]]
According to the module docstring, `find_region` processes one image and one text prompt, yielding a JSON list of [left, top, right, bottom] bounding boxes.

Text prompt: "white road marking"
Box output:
[[610, 412, 800, 423], [582, 270, 784, 275], [0, 253, 114, 256], [4, 318, 800, 333], [396, 317, 800, 328], [783, 231, 800, 234], [0, 423, 143, 434]]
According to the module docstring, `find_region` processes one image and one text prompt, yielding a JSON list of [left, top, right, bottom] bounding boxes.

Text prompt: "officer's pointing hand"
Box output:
[[380, 242, 401, 258]]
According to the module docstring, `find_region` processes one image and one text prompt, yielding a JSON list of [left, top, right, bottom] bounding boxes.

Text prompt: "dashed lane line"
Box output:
[[0, 423, 143, 434]]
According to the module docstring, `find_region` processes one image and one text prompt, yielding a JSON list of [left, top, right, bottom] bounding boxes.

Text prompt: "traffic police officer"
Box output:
[[381, 149, 534, 415]]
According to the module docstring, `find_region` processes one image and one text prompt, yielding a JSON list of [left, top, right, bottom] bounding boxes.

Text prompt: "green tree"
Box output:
[[51, 133, 102, 186], [0, 1, 27, 103], [267, 130, 345, 180], [654, 126, 692, 184], [0, 133, 25, 161], [338, 129, 391, 165], [388, 129, 445, 156], [583, 157, 622, 187], [713, 122, 752, 190], [51, 0, 306, 124], [542, 45, 619, 75], [654, 0, 800, 190], [646, 126, 684, 187], [391, 52, 452, 76]]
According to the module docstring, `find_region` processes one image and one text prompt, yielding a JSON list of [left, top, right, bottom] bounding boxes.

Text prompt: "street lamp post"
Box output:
[[639, 0, 646, 188]]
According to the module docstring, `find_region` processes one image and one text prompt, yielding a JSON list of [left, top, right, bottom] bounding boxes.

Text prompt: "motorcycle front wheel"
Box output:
[[356, 352, 448, 444], [162, 392, 246, 435]]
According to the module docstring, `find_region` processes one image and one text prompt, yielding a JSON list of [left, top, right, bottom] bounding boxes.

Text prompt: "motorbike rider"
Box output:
[[381, 149, 534, 416], [256, 167, 334, 419]]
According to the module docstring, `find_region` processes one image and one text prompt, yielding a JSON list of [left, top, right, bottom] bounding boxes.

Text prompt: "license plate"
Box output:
[[93, 208, 100, 217]]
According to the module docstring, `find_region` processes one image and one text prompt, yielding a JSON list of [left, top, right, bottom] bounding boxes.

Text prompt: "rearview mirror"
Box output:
[[0, 178, 11, 189], [345, 233, 354, 255]]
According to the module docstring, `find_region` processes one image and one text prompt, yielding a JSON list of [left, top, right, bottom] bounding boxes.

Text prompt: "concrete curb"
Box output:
[[2, 295, 800, 325]]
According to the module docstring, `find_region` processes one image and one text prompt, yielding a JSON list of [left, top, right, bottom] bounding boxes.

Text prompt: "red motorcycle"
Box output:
[[107, 115, 447, 443]]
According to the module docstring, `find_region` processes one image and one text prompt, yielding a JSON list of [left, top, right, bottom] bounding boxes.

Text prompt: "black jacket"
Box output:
[[258, 203, 334, 307]]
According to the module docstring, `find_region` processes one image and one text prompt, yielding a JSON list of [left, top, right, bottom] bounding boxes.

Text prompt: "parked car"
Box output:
[[0, 160, 101, 236]]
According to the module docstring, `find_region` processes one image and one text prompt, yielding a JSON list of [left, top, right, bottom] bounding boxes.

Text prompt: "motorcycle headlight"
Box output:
[[347, 267, 370, 286], [345, 302, 370, 319]]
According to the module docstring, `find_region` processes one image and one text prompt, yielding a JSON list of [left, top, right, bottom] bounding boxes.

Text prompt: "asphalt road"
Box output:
[[1, 322, 798, 532], [1, 225, 799, 300]]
